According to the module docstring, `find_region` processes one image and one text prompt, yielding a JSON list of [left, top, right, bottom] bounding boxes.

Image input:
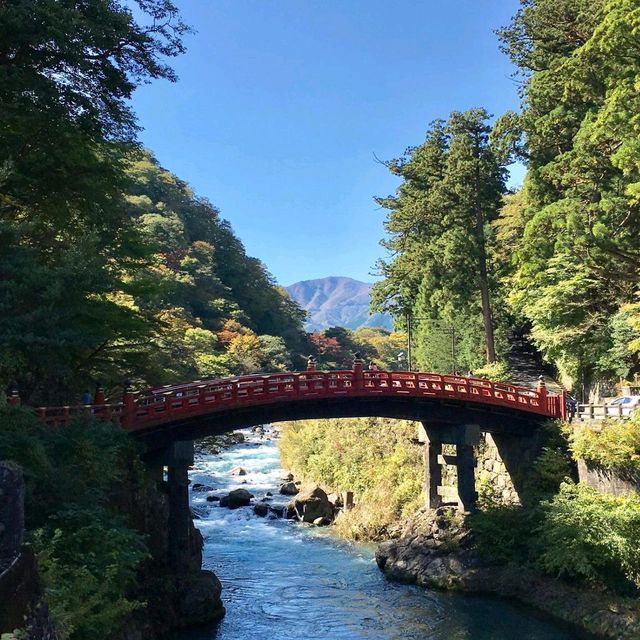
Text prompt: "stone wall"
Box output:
[[577, 459, 640, 498], [0, 462, 56, 640], [436, 431, 542, 507], [476, 433, 520, 505]]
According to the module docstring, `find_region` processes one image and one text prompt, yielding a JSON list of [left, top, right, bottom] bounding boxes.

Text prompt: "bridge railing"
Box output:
[[35, 403, 125, 427], [31, 367, 565, 429]]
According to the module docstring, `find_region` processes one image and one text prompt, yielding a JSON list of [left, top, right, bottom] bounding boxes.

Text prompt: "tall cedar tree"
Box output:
[[373, 109, 506, 369]]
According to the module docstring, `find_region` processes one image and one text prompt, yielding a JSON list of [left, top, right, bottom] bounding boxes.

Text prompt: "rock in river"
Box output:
[[230, 466, 247, 476], [288, 485, 334, 524], [192, 483, 214, 492], [219, 488, 253, 509], [254, 503, 269, 517], [279, 481, 298, 496]]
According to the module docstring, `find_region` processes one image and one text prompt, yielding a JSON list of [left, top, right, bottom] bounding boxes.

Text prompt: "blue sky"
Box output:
[[132, 0, 523, 286]]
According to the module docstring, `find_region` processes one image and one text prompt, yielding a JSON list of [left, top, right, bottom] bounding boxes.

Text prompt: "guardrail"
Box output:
[[577, 403, 637, 421], [28, 366, 565, 430]]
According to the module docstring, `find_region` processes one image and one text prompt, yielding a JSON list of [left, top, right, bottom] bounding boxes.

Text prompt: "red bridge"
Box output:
[[28, 359, 566, 449]]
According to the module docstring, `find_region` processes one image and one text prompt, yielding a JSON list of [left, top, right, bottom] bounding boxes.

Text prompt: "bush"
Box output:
[[571, 416, 640, 470], [472, 360, 511, 381], [33, 508, 148, 639], [535, 483, 640, 591], [470, 505, 541, 565], [0, 407, 148, 639], [521, 447, 573, 505]]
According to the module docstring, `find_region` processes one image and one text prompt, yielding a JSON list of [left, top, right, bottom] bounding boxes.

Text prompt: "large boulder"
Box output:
[[253, 503, 269, 517], [230, 467, 247, 476], [219, 488, 253, 509], [288, 485, 334, 524], [279, 481, 298, 496], [191, 483, 214, 492]]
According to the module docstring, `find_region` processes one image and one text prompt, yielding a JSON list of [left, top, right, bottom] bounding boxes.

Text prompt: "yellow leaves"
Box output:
[[622, 301, 640, 355], [227, 332, 261, 358]]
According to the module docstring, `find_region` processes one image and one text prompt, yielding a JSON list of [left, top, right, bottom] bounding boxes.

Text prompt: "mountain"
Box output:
[[286, 276, 393, 331]]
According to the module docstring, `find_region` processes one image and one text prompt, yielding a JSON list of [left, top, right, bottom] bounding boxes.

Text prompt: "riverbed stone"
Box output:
[[230, 466, 247, 476], [254, 503, 269, 517], [279, 481, 298, 495], [288, 485, 334, 524], [206, 494, 220, 502], [191, 483, 214, 492], [269, 505, 287, 518], [327, 492, 343, 508], [219, 488, 253, 509]]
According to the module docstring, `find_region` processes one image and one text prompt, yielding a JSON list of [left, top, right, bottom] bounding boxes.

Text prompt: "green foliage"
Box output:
[[373, 109, 511, 370], [0, 408, 148, 639], [279, 418, 423, 540], [497, 0, 640, 388], [535, 483, 640, 590], [0, 0, 189, 403], [0, 0, 308, 401], [470, 506, 540, 565], [571, 416, 640, 470], [521, 447, 573, 505], [33, 509, 147, 640], [473, 360, 511, 381]]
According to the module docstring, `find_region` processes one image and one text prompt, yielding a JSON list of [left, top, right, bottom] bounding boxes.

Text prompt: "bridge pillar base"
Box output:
[[419, 423, 478, 513], [164, 441, 195, 574], [419, 423, 443, 510]]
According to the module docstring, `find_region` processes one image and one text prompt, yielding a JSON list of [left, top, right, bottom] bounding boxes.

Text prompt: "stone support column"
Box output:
[[419, 423, 443, 510], [455, 442, 476, 513], [164, 441, 194, 574]]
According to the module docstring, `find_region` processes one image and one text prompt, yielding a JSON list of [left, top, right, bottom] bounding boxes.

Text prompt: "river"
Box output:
[[178, 428, 579, 640]]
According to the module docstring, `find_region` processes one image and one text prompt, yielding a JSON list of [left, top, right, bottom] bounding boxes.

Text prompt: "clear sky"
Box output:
[[131, 0, 523, 287]]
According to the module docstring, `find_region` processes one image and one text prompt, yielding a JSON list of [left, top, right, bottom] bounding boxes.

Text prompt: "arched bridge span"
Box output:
[[34, 364, 566, 451]]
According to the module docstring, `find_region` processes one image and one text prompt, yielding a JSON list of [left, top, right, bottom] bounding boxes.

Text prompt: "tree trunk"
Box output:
[[474, 134, 496, 364]]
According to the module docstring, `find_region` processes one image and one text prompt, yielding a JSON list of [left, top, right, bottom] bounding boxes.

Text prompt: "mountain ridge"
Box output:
[[286, 276, 393, 331]]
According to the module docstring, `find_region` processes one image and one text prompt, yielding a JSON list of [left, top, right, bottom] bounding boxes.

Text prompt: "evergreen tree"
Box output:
[[498, 0, 640, 389], [373, 109, 508, 371]]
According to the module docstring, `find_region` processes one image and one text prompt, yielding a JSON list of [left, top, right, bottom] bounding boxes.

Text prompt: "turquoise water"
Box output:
[[179, 430, 580, 640]]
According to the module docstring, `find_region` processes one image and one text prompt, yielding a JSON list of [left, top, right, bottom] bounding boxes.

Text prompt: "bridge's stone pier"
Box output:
[[418, 423, 545, 512], [146, 440, 198, 574], [419, 423, 479, 512]]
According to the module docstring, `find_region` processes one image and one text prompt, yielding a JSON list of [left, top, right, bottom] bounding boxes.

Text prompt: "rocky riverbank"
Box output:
[[111, 464, 225, 639], [375, 508, 640, 640]]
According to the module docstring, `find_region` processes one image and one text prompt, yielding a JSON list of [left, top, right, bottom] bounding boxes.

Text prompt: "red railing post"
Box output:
[[536, 376, 548, 414], [558, 389, 567, 421], [95, 382, 105, 405], [352, 353, 364, 391], [122, 380, 136, 429], [7, 384, 20, 407]]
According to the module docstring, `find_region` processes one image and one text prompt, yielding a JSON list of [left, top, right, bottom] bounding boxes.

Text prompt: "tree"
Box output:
[[373, 110, 508, 370], [0, 1, 189, 401], [498, 0, 640, 388]]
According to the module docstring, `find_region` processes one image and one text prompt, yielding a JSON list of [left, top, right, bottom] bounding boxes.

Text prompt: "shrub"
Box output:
[[472, 360, 511, 381], [571, 416, 640, 470], [470, 505, 542, 565], [0, 407, 149, 639], [33, 508, 148, 639], [535, 483, 640, 591]]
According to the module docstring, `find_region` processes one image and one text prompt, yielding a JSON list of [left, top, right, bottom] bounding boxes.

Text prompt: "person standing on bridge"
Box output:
[[368, 361, 380, 372]]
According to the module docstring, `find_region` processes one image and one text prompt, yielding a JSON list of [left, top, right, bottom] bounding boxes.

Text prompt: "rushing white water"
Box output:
[[179, 428, 578, 640]]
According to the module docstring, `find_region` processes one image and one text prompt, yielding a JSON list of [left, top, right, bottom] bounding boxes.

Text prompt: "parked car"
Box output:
[[606, 395, 640, 417]]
